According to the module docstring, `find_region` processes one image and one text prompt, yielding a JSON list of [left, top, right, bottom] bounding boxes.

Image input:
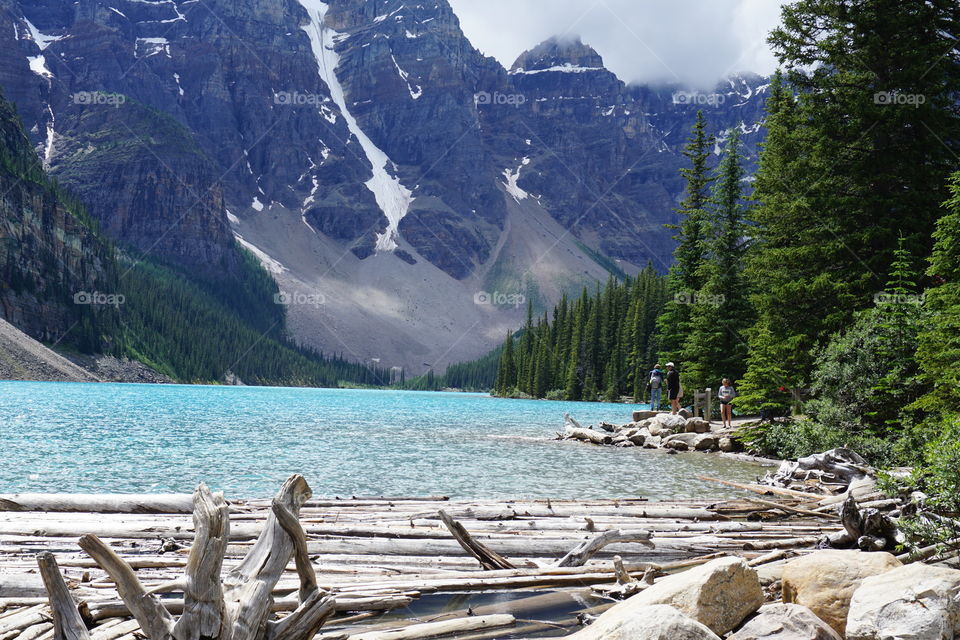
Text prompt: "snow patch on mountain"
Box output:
[[299, 0, 413, 253], [392, 54, 422, 100], [22, 17, 61, 50], [136, 37, 171, 57], [503, 158, 531, 202], [510, 64, 605, 75], [27, 55, 52, 79], [235, 235, 287, 274]]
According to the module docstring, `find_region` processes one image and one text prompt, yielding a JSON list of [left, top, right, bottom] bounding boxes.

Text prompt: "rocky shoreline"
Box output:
[[571, 548, 960, 639], [560, 409, 749, 455]]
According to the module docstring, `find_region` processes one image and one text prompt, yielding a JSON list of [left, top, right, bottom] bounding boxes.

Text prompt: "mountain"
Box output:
[[0, 88, 118, 352], [0, 0, 769, 376]]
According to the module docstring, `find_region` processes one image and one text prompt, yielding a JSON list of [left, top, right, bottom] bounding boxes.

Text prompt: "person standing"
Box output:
[[718, 378, 737, 428], [647, 364, 664, 410], [665, 362, 681, 414]]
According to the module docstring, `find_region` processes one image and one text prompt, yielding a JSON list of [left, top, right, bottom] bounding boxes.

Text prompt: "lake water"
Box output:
[[0, 382, 766, 499]]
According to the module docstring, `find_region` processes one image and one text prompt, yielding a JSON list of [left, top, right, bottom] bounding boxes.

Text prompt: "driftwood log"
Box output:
[[764, 448, 871, 492], [555, 529, 655, 567], [438, 510, 516, 570], [38, 475, 335, 640], [562, 415, 613, 445], [823, 493, 905, 551], [1, 494, 194, 514]]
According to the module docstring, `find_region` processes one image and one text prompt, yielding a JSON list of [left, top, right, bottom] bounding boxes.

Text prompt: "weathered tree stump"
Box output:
[[37, 475, 335, 640]]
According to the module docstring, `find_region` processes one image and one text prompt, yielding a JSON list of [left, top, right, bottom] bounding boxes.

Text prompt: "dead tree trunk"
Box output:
[[39, 475, 334, 640], [37, 553, 90, 640], [438, 510, 516, 570]]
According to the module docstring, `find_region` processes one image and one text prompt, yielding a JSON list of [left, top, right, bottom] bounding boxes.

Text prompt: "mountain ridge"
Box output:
[[0, 0, 770, 376]]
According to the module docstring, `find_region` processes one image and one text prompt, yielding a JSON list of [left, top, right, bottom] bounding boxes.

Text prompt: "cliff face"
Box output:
[[0, 93, 115, 348], [0, 0, 770, 371]]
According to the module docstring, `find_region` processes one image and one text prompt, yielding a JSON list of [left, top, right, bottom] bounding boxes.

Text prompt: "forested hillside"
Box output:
[[490, 0, 960, 537], [493, 268, 669, 401], [0, 92, 390, 387]]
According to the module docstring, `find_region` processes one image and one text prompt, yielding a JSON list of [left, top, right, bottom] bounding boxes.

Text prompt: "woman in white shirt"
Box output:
[[718, 379, 736, 428]]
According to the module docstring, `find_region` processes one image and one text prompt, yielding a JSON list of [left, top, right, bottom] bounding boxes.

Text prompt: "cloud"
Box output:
[[447, 0, 788, 87]]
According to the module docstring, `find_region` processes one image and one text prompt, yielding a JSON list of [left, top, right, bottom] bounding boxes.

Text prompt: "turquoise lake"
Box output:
[[0, 382, 766, 499]]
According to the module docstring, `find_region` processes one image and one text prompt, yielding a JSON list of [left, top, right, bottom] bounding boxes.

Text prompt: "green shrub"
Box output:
[[735, 418, 896, 466]]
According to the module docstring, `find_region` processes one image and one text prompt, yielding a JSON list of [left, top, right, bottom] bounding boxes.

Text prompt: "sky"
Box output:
[[447, 0, 788, 88]]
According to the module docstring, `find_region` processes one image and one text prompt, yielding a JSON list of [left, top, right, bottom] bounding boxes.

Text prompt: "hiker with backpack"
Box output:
[[647, 364, 665, 410]]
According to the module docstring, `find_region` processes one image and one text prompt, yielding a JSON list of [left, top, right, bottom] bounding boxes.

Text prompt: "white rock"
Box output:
[[730, 603, 842, 640], [781, 550, 901, 635], [592, 557, 764, 635], [650, 413, 688, 436], [663, 433, 699, 450], [566, 604, 720, 640], [846, 562, 960, 640]]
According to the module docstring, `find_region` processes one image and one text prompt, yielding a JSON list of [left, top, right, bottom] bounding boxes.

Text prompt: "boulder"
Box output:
[[781, 550, 901, 635], [756, 561, 786, 586], [846, 562, 960, 640], [599, 557, 763, 635], [679, 408, 693, 419], [730, 603, 842, 640], [719, 436, 738, 452], [694, 434, 719, 451], [663, 433, 699, 451], [628, 433, 646, 446], [685, 418, 711, 433], [567, 604, 720, 640], [633, 410, 661, 422], [649, 413, 688, 437], [644, 435, 662, 449]]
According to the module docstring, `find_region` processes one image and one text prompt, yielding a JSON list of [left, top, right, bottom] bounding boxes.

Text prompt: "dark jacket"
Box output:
[[666, 369, 680, 395]]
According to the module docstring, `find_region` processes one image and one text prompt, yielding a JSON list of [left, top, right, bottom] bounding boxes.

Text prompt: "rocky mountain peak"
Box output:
[[509, 36, 605, 74]]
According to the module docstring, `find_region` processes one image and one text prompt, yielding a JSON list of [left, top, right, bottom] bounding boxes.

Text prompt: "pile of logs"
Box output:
[[0, 479, 856, 639], [0, 462, 949, 640]]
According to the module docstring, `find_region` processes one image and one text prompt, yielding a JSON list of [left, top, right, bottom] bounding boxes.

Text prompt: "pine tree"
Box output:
[[657, 110, 715, 359], [495, 331, 517, 395], [741, 70, 814, 406], [746, 0, 960, 395], [683, 129, 754, 391], [916, 172, 960, 416]]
